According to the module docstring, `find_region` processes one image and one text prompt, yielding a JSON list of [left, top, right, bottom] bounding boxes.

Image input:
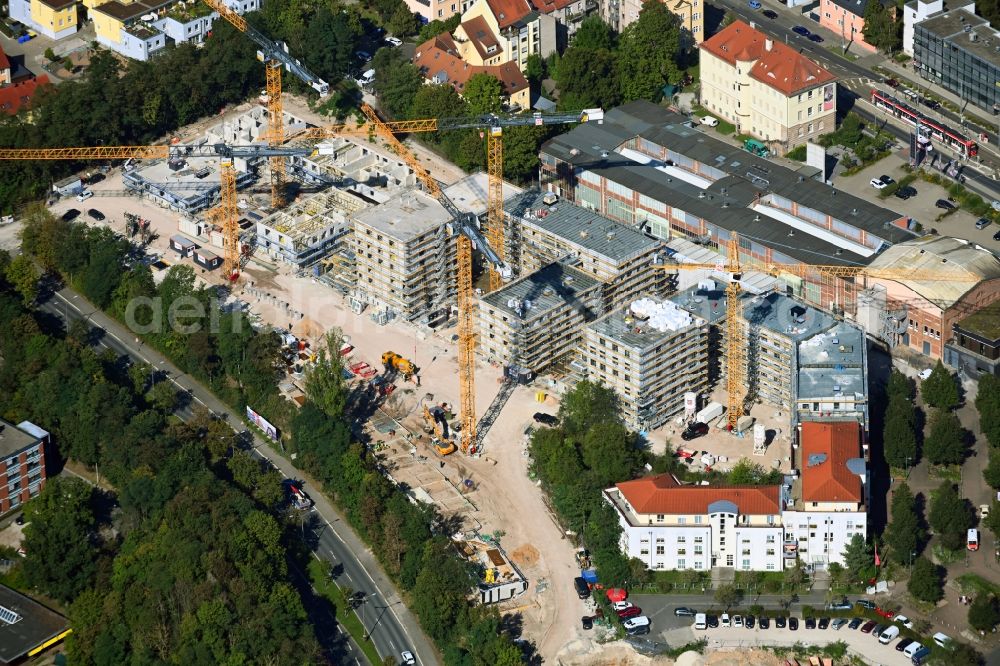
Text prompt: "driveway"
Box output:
[[697, 626, 916, 665]]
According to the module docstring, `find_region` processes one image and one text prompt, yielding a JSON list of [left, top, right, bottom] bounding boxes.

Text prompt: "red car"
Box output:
[[876, 607, 895, 619], [618, 606, 643, 620]]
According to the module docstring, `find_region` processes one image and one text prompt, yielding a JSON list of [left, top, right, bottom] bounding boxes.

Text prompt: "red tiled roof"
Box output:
[[0, 75, 50, 116], [699, 20, 836, 96], [615, 474, 781, 515], [530, 0, 574, 13], [413, 36, 529, 97], [458, 15, 503, 60], [800, 421, 862, 503], [486, 0, 533, 29], [0, 44, 10, 73]]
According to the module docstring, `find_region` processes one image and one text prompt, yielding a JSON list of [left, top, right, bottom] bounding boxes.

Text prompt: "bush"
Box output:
[[786, 145, 807, 161]]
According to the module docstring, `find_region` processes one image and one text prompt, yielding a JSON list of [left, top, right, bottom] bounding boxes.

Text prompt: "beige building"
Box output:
[[503, 190, 667, 311], [699, 20, 837, 152], [461, 0, 557, 72], [605, 0, 703, 43], [478, 261, 603, 372], [575, 297, 709, 430]]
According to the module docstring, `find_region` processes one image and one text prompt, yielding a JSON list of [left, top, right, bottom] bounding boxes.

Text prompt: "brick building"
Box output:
[[0, 420, 47, 514]]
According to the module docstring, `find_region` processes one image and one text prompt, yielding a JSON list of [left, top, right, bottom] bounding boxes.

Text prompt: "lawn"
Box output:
[[956, 573, 1000, 597], [307, 557, 382, 665], [692, 104, 736, 135]]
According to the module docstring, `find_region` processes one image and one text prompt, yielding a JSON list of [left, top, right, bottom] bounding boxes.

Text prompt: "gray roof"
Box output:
[[540, 101, 913, 266], [797, 321, 867, 400], [0, 420, 40, 459], [742, 291, 836, 342], [669, 278, 730, 325], [505, 190, 660, 264], [481, 261, 601, 319], [917, 9, 1000, 67], [588, 298, 706, 351], [0, 584, 68, 664]]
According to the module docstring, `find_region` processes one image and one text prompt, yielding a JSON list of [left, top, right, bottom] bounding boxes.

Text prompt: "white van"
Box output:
[[903, 641, 924, 658], [694, 613, 707, 630], [968, 528, 979, 551], [878, 625, 900, 644], [358, 69, 376, 87], [933, 632, 952, 648], [622, 615, 650, 630], [76, 189, 94, 202]]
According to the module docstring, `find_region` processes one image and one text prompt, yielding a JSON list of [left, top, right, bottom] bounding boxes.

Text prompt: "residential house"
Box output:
[[819, 0, 895, 53], [902, 0, 974, 56], [461, 0, 557, 72], [530, 0, 599, 47], [8, 0, 78, 39], [0, 44, 11, 86], [0, 75, 50, 116], [0, 420, 48, 514], [699, 20, 837, 151], [605, 0, 703, 44], [412, 33, 531, 108]]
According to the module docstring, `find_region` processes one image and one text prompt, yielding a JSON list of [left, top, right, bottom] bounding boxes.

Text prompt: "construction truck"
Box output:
[[382, 351, 417, 378]]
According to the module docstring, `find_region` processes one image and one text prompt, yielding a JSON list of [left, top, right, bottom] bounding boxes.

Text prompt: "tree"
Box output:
[[463, 73, 503, 115], [44, 47, 57, 62], [302, 6, 357, 82], [554, 46, 619, 110], [888, 368, 913, 399], [617, 0, 682, 102], [387, 3, 421, 38], [924, 408, 965, 466], [842, 534, 876, 584], [417, 13, 461, 42], [908, 556, 943, 602], [559, 380, 622, 436], [304, 330, 348, 419], [147, 380, 178, 413], [524, 53, 544, 86], [4, 254, 37, 306], [885, 482, 924, 562], [714, 583, 743, 609], [985, 450, 1000, 489], [727, 458, 781, 485], [883, 393, 917, 469], [22, 477, 99, 602], [922, 360, 959, 410], [929, 481, 972, 551], [572, 15, 615, 51], [783, 563, 807, 589], [984, 501, 1000, 537], [861, 0, 901, 53], [373, 48, 424, 119], [969, 595, 1000, 632], [501, 125, 546, 184], [976, 374, 1000, 448]]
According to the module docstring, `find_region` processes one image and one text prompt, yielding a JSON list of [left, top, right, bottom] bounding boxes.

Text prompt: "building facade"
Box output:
[[605, 0, 703, 43], [0, 420, 47, 514], [9, 0, 77, 39], [413, 33, 531, 110], [819, 0, 893, 53], [575, 297, 709, 430], [912, 7, 1000, 114], [902, 0, 974, 55], [478, 261, 603, 372], [699, 21, 837, 150], [256, 190, 370, 267], [944, 300, 1000, 377]]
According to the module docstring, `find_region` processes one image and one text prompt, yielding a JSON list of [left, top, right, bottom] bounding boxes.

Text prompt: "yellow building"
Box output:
[[9, 0, 78, 40], [413, 33, 532, 109], [459, 0, 557, 72], [699, 20, 837, 153]]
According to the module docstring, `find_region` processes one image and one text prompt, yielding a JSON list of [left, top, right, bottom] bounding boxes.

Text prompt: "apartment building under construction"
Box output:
[[574, 297, 710, 430], [255, 190, 371, 267], [503, 190, 667, 311], [478, 261, 603, 373]]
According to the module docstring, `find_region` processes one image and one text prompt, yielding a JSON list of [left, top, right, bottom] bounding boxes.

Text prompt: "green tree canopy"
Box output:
[[463, 73, 503, 115], [908, 556, 944, 602], [714, 584, 743, 609], [555, 46, 620, 110], [924, 407, 966, 466], [4, 254, 37, 306], [841, 534, 876, 585], [616, 0, 682, 102], [929, 481, 972, 551], [976, 374, 1000, 448], [885, 482, 924, 562], [572, 15, 616, 51], [861, 0, 902, 53], [304, 329, 348, 418], [922, 360, 959, 410], [969, 595, 1000, 632]]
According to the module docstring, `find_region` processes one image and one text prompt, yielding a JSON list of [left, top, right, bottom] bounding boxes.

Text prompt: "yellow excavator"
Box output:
[[422, 403, 457, 455], [382, 351, 417, 378]]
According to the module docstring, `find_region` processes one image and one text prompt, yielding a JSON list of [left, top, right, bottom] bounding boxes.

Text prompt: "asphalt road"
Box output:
[[36, 284, 438, 666]]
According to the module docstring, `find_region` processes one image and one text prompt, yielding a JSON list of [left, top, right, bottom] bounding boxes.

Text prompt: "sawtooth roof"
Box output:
[[866, 236, 1000, 308], [615, 473, 781, 515], [800, 422, 863, 503], [700, 20, 836, 96]]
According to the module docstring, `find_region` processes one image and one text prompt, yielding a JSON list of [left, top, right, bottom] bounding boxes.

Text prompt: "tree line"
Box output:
[[0, 251, 320, 663]]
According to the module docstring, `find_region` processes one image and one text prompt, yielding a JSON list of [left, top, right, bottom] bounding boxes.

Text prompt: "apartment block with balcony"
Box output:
[[0, 420, 48, 514], [604, 475, 785, 571], [477, 261, 603, 372], [503, 190, 667, 312], [576, 297, 709, 430], [699, 21, 837, 151]]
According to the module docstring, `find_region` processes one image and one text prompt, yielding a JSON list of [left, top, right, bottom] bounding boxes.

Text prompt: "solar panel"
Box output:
[[0, 604, 21, 625]]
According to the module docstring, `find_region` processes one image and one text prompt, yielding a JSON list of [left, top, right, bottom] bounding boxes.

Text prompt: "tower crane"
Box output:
[[0, 143, 336, 278], [202, 0, 329, 209], [662, 233, 976, 429], [298, 105, 604, 290]]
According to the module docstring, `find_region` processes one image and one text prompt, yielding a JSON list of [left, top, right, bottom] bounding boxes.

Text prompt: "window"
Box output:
[[766, 534, 775, 543], [767, 562, 775, 570], [677, 558, 686, 568], [694, 560, 703, 569], [695, 515, 703, 524], [767, 548, 775, 556], [677, 548, 686, 555], [656, 545, 665, 555], [726, 554, 734, 566], [678, 517, 687, 525], [640, 548, 649, 555], [695, 546, 703, 554], [656, 514, 665, 523], [694, 536, 703, 543], [677, 536, 686, 543]]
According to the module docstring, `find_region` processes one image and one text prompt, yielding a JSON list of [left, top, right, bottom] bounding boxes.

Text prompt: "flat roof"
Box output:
[[506, 190, 659, 264], [170, 234, 196, 247], [669, 278, 730, 325], [0, 585, 68, 664], [588, 297, 705, 351], [956, 300, 1000, 340], [917, 9, 1000, 68], [351, 189, 451, 242], [481, 261, 601, 319], [128, 157, 224, 206], [797, 321, 867, 400], [444, 172, 523, 217], [743, 291, 836, 342], [0, 420, 40, 459]]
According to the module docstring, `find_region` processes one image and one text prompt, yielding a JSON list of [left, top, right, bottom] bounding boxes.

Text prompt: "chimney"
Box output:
[[765, 38, 773, 51]]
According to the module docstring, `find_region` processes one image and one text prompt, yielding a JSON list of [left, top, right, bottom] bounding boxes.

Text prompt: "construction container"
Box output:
[[695, 401, 724, 424], [169, 234, 197, 257], [193, 248, 221, 270], [179, 218, 202, 238]]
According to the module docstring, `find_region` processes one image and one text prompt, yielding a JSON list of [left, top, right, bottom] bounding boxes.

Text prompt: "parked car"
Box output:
[[879, 625, 900, 644], [860, 620, 878, 634], [871, 623, 886, 638], [896, 637, 915, 652], [720, 613, 731, 627], [385, 36, 403, 46], [76, 189, 94, 202], [707, 614, 719, 628], [775, 616, 787, 629], [831, 618, 848, 630], [818, 617, 830, 629], [804, 617, 816, 629], [681, 422, 710, 440], [762, 9, 777, 17], [626, 623, 650, 636], [885, 78, 900, 88], [582, 616, 593, 630], [847, 618, 863, 630], [792, 25, 811, 36], [573, 576, 590, 599], [992, 200, 1000, 212], [14, 514, 24, 525], [808, 33, 824, 42], [400, 651, 416, 666], [534, 412, 559, 426], [788, 617, 799, 631], [977, 218, 992, 230], [856, 600, 876, 610], [879, 175, 895, 186], [895, 615, 914, 630], [618, 607, 643, 620], [622, 616, 650, 631], [86, 173, 106, 185], [748, 0, 761, 8], [827, 600, 852, 611], [758, 616, 770, 629], [61, 208, 81, 221], [612, 601, 634, 612], [932, 632, 952, 648], [894, 185, 918, 199], [994, 229, 1000, 241], [923, 98, 941, 109], [675, 607, 697, 617], [355, 50, 371, 61], [88, 209, 105, 221], [870, 178, 889, 190], [745, 614, 756, 628], [733, 614, 743, 627], [701, 116, 719, 127]]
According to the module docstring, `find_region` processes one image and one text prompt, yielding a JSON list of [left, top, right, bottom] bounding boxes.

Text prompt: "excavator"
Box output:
[[381, 351, 417, 379], [421, 402, 457, 456]]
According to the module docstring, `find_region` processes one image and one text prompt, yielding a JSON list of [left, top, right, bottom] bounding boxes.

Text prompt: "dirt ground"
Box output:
[[558, 646, 789, 665]]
